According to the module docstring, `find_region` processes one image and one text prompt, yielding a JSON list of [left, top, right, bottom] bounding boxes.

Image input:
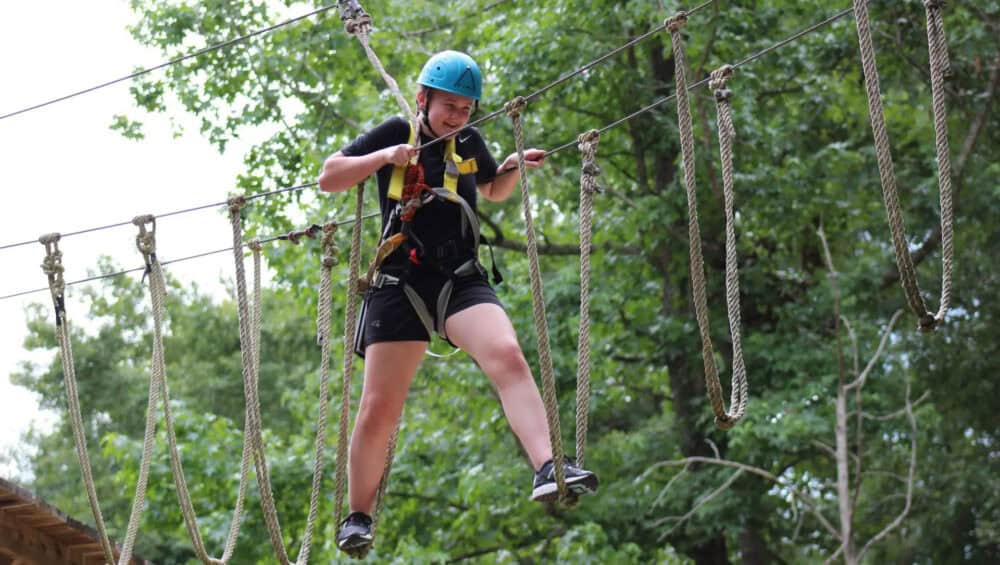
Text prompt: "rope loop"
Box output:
[[132, 215, 157, 257], [923, 0, 946, 9], [504, 96, 528, 118], [709, 64, 734, 92], [227, 195, 246, 215], [665, 11, 688, 32]]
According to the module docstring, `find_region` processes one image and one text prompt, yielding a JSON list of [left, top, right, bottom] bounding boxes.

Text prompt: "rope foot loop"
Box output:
[[504, 96, 527, 118], [665, 11, 688, 33]]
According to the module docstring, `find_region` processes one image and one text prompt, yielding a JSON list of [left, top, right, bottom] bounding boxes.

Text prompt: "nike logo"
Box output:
[[458, 134, 471, 143]]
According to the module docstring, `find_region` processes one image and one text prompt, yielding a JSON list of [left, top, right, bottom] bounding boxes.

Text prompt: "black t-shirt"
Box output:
[[341, 116, 499, 258]]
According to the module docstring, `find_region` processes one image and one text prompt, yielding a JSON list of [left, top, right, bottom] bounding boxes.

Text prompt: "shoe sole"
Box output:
[[530, 474, 599, 502], [337, 534, 373, 552]]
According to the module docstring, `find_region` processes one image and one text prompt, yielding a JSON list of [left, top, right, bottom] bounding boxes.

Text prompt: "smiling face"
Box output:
[[418, 88, 475, 139]]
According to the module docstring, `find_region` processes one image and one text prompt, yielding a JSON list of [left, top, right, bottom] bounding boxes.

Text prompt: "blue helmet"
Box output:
[[417, 50, 482, 100]]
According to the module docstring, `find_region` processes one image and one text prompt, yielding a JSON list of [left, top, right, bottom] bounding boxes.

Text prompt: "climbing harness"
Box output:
[[354, 122, 496, 355], [668, 13, 749, 430]]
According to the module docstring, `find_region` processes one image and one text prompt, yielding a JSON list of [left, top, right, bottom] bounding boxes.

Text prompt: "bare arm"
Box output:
[[478, 149, 546, 202], [318, 145, 416, 193]]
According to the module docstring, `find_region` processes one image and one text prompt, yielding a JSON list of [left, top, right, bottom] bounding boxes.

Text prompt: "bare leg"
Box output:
[[349, 340, 426, 514], [445, 303, 552, 470]]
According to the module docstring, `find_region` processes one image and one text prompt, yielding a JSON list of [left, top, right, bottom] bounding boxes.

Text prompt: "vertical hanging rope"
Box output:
[[709, 65, 750, 428], [334, 183, 365, 530], [668, 13, 747, 430], [575, 129, 600, 468], [852, 0, 954, 331], [505, 95, 569, 501], [227, 201, 335, 565], [340, 0, 422, 160], [133, 214, 254, 565], [38, 234, 119, 565]]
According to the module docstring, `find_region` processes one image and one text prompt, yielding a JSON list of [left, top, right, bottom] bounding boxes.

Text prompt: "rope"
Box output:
[[852, 0, 954, 331], [669, 15, 747, 430], [575, 129, 600, 468], [334, 184, 365, 529], [710, 66, 750, 428], [226, 200, 336, 565], [134, 214, 254, 564], [39, 234, 120, 565], [504, 96, 569, 502]]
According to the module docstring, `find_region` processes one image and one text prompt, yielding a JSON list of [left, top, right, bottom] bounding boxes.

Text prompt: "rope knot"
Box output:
[[709, 64, 734, 92], [339, 0, 372, 34], [38, 233, 65, 296], [344, 13, 372, 35], [504, 96, 527, 118], [923, 0, 946, 9], [227, 195, 246, 215], [248, 239, 262, 253], [322, 222, 339, 268], [577, 129, 600, 146], [132, 216, 157, 256], [40, 250, 64, 278], [665, 11, 688, 32]]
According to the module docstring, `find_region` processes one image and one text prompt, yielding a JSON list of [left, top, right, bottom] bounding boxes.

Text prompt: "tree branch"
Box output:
[[856, 377, 918, 561], [654, 469, 744, 541], [643, 457, 842, 541]]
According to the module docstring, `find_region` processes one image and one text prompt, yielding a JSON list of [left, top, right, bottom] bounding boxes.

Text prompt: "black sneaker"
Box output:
[[530, 458, 599, 502], [336, 511, 374, 553]]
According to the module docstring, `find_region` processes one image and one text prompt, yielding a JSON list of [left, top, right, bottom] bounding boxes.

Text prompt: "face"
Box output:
[[419, 89, 475, 138]]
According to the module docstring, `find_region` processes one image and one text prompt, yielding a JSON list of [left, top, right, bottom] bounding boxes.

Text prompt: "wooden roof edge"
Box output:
[[0, 476, 152, 564]]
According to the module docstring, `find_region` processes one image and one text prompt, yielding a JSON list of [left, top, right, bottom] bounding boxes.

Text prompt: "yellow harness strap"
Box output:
[[388, 123, 476, 200]]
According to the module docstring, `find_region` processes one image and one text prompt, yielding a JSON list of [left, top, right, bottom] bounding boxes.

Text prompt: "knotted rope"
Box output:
[[575, 129, 600, 468], [505, 95, 569, 502], [669, 13, 748, 430], [134, 213, 253, 564], [852, 0, 954, 331], [39, 234, 121, 565]]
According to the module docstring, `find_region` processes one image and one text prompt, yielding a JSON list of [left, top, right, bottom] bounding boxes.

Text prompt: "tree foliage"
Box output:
[[11, 0, 1000, 562]]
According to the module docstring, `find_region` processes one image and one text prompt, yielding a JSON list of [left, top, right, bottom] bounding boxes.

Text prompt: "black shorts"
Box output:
[[355, 268, 503, 357]]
